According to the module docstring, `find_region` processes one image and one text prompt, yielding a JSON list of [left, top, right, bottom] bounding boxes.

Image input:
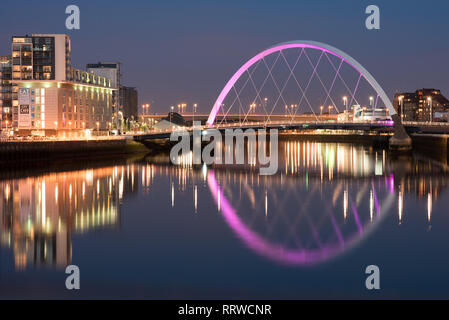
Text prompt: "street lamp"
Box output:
[[398, 95, 404, 121], [328, 105, 333, 115], [170, 106, 174, 123], [320, 105, 324, 117], [369, 96, 374, 119], [193, 103, 197, 125], [96, 121, 100, 133], [343, 96, 348, 111]]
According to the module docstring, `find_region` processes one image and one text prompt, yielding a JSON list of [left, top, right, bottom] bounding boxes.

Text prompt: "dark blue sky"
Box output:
[[1, 0, 448, 114]]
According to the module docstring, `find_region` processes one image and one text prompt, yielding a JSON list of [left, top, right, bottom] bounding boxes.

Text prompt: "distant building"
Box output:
[[162, 112, 186, 126], [5, 34, 114, 135], [394, 89, 449, 122], [86, 62, 121, 124], [0, 55, 12, 129], [119, 86, 138, 119]]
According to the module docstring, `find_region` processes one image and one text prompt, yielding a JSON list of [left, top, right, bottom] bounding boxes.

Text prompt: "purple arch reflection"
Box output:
[[207, 40, 395, 127], [207, 171, 394, 266]]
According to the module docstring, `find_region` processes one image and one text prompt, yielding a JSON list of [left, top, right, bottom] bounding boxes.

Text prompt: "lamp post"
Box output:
[[328, 105, 333, 115], [343, 96, 348, 111], [398, 95, 404, 121], [96, 121, 100, 134], [320, 105, 324, 118], [369, 96, 374, 119], [193, 103, 197, 125]]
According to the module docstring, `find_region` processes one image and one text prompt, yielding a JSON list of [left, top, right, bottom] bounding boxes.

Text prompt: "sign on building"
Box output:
[[18, 88, 31, 128]]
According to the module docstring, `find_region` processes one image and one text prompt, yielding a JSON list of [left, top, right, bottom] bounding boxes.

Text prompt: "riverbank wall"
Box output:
[[0, 138, 149, 162]]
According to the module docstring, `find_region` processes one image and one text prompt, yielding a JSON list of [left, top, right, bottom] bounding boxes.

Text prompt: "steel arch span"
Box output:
[[207, 40, 397, 127]]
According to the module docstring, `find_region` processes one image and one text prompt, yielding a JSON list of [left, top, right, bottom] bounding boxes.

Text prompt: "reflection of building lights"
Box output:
[[82, 182, 86, 199], [202, 164, 207, 181], [370, 190, 374, 222], [171, 182, 174, 207], [398, 191, 403, 225], [343, 189, 348, 220], [42, 181, 46, 228], [427, 193, 432, 224], [194, 185, 198, 213], [265, 190, 268, 217]]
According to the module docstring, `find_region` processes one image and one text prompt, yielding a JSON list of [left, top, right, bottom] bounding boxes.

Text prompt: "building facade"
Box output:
[[0, 55, 12, 129], [6, 34, 114, 136], [86, 62, 121, 127], [119, 86, 138, 119], [394, 89, 449, 122]]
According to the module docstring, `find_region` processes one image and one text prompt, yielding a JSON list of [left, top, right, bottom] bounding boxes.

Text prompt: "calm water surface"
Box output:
[[1, 140, 449, 299]]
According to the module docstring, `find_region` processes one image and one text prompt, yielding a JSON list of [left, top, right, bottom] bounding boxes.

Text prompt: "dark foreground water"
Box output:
[[1, 140, 449, 299]]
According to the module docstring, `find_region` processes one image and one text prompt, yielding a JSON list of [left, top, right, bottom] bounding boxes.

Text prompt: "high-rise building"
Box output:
[[6, 34, 115, 135], [0, 55, 12, 129], [394, 89, 449, 122], [119, 86, 138, 119]]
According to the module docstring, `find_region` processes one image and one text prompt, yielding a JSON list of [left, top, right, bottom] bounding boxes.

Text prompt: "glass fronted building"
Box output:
[[7, 34, 114, 136]]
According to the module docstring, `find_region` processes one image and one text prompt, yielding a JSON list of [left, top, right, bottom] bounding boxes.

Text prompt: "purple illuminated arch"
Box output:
[[207, 171, 395, 266], [207, 40, 395, 127]]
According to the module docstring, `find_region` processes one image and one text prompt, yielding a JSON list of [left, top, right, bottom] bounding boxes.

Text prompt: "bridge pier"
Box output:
[[389, 114, 412, 152]]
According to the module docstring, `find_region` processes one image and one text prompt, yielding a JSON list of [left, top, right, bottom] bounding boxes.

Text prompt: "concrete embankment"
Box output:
[[0, 137, 149, 162]]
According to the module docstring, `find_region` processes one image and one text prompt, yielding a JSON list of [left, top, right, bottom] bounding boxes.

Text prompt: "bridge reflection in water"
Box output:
[[1, 141, 448, 270]]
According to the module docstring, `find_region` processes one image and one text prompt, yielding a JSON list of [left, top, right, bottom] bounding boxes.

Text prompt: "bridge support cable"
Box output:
[[281, 50, 321, 124], [321, 56, 344, 117], [325, 53, 360, 107], [244, 53, 284, 125], [217, 60, 263, 127], [348, 73, 363, 110], [303, 50, 340, 115], [263, 49, 305, 126]]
